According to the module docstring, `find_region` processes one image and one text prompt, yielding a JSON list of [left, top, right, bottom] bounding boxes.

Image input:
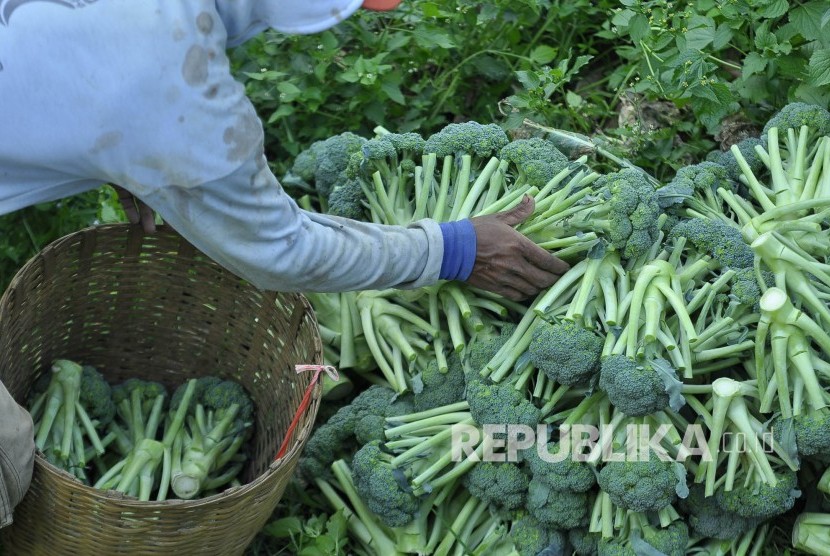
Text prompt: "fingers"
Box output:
[[115, 186, 156, 233], [139, 201, 156, 233], [518, 237, 570, 275], [494, 195, 535, 227]]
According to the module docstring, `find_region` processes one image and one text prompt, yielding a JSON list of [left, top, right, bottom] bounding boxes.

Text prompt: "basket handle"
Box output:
[[274, 364, 339, 461]]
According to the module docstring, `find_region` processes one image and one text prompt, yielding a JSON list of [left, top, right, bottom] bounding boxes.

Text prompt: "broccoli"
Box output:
[[510, 513, 568, 556], [28, 359, 113, 480], [413, 352, 466, 412], [658, 161, 734, 216], [528, 320, 603, 386], [788, 411, 830, 457], [466, 323, 517, 374], [290, 141, 324, 183], [569, 527, 599, 555], [462, 461, 528, 510], [679, 484, 758, 540], [313, 132, 367, 198], [523, 441, 596, 493], [597, 454, 680, 512], [351, 441, 420, 527], [712, 137, 764, 182], [327, 178, 367, 220], [597, 515, 688, 556], [355, 394, 413, 445], [669, 217, 753, 269], [763, 102, 830, 138], [169, 377, 254, 499], [526, 476, 591, 529], [715, 468, 800, 520], [499, 137, 570, 189], [598, 355, 678, 417], [423, 121, 509, 159], [730, 267, 773, 306], [465, 377, 540, 428], [792, 512, 830, 556]]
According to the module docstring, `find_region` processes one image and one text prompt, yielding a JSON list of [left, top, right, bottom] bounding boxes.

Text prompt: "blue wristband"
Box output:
[[438, 220, 477, 281]]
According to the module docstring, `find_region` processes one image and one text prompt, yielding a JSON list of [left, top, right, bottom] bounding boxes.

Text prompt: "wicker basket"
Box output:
[[0, 224, 323, 555]]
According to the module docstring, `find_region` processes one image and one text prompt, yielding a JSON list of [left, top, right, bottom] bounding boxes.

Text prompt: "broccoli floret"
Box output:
[[327, 178, 367, 220], [462, 462, 528, 510], [510, 514, 568, 556], [598, 169, 661, 260], [310, 132, 367, 198], [599, 355, 679, 416], [500, 137, 570, 188], [300, 421, 352, 478], [641, 520, 689, 556], [763, 102, 830, 137], [597, 456, 680, 512], [569, 527, 599, 555], [290, 141, 325, 183], [669, 217, 753, 269], [729, 268, 774, 307], [465, 378, 540, 428], [355, 394, 413, 445], [382, 132, 426, 157], [466, 323, 517, 374], [79, 365, 115, 427], [200, 378, 254, 424], [715, 469, 800, 520], [526, 476, 591, 529], [413, 353, 466, 412], [713, 137, 764, 181], [351, 441, 420, 528], [523, 441, 596, 493], [170, 376, 220, 411], [658, 161, 735, 214], [528, 320, 603, 386], [791, 411, 830, 457], [424, 121, 509, 159], [679, 484, 758, 539]]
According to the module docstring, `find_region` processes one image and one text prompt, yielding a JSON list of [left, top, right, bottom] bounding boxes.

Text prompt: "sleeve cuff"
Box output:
[[438, 220, 477, 281]]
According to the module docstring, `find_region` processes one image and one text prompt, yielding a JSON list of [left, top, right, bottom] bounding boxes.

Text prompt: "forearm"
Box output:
[[141, 155, 444, 292]]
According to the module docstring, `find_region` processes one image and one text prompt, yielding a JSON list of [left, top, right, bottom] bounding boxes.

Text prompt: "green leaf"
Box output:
[[789, 1, 828, 42], [807, 48, 830, 87], [530, 45, 558, 65], [684, 16, 717, 50], [386, 33, 411, 51], [421, 2, 441, 18], [757, 0, 789, 19], [822, 7, 830, 29], [381, 81, 406, 104], [262, 517, 304, 539], [628, 13, 650, 43], [713, 24, 733, 50], [611, 9, 636, 28], [565, 91, 584, 108], [412, 27, 456, 49], [742, 52, 768, 79]]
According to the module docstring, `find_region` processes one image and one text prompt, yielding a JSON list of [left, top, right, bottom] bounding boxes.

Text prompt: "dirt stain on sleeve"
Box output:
[[223, 111, 264, 162], [90, 131, 123, 154], [182, 45, 209, 86]]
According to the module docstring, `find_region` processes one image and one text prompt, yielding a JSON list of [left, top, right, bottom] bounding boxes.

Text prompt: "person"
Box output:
[[0, 0, 569, 526]]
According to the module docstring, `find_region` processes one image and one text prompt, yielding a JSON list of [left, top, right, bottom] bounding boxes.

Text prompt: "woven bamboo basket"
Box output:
[[0, 224, 323, 555]]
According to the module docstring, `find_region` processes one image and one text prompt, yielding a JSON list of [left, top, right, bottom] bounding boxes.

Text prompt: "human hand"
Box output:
[[114, 186, 156, 233], [466, 195, 569, 300]]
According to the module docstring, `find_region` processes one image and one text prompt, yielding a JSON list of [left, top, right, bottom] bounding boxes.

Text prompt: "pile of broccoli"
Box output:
[[287, 102, 830, 556]]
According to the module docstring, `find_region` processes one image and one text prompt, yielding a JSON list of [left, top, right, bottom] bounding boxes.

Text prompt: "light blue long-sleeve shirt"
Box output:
[[0, 0, 457, 292]]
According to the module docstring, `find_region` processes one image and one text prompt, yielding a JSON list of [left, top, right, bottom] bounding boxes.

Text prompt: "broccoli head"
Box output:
[[713, 137, 764, 182], [79, 365, 115, 427], [714, 469, 800, 520], [679, 484, 758, 539], [669, 217, 753, 269], [463, 462, 529, 510], [466, 323, 517, 374], [290, 141, 325, 183], [413, 353, 466, 412], [599, 355, 677, 416], [641, 520, 689, 556], [310, 132, 367, 198], [598, 169, 661, 260], [597, 456, 680, 512], [499, 137, 570, 189], [423, 121, 509, 159], [523, 441, 596, 493], [730, 268, 773, 307], [465, 378, 540, 428], [763, 102, 830, 137], [528, 320, 603, 386], [351, 441, 420, 528], [510, 513, 568, 556], [790, 411, 830, 457], [200, 378, 254, 423], [327, 179, 367, 220], [569, 527, 599, 555], [526, 476, 591, 529]]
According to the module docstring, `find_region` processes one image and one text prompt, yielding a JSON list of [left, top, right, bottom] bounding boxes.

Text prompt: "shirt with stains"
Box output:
[[0, 0, 445, 292]]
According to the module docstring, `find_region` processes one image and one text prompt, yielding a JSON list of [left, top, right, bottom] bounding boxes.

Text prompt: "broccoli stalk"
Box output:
[[792, 513, 830, 556]]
